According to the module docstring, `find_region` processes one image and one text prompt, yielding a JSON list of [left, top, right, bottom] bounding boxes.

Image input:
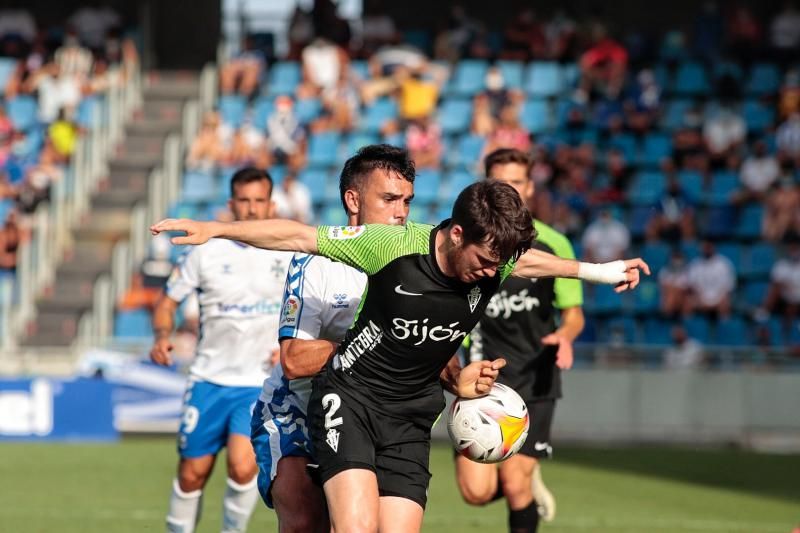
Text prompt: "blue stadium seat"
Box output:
[[642, 318, 674, 345], [716, 242, 742, 267], [299, 168, 333, 204], [497, 61, 524, 89], [413, 169, 443, 205], [408, 203, 434, 224], [181, 170, 217, 204], [681, 240, 701, 261], [629, 280, 660, 315], [585, 284, 623, 315], [0, 199, 15, 223], [295, 98, 322, 124], [320, 205, 347, 226], [672, 61, 711, 96], [350, 60, 369, 80], [307, 132, 341, 168], [712, 61, 744, 83], [704, 170, 739, 206], [340, 132, 380, 163], [447, 134, 484, 168], [601, 317, 638, 344], [745, 63, 780, 96], [628, 206, 657, 239], [525, 62, 563, 97], [519, 99, 550, 134], [251, 97, 274, 130], [167, 202, 200, 220], [0, 58, 16, 96], [758, 317, 787, 347], [444, 171, 477, 203], [735, 205, 764, 240], [742, 100, 775, 133], [640, 133, 672, 167], [682, 315, 711, 343], [740, 242, 775, 279], [714, 317, 750, 346], [640, 242, 671, 273], [608, 133, 638, 161], [268, 61, 301, 95], [439, 98, 473, 135], [562, 63, 579, 88], [218, 95, 247, 128], [114, 309, 152, 338], [451, 60, 488, 96], [628, 171, 666, 205], [7, 96, 37, 131], [661, 99, 693, 130], [703, 206, 736, 239], [360, 98, 397, 133], [677, 169, 704, 203], [739, 280, 768, 310]]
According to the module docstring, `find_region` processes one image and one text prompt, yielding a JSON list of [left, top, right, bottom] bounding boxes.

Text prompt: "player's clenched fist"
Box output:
[[456, 358, 507, 398], [150, 337, 173, 366]]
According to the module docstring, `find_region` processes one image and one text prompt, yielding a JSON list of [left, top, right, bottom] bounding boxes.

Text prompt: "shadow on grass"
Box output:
[[555, 445, 800, 504]]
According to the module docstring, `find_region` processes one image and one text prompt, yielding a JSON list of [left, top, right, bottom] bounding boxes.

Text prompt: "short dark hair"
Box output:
[[451, 180, 536, 263], [339, 144, 416, 211], [484, 148, 533, 178], [230, 167, 273, 198]]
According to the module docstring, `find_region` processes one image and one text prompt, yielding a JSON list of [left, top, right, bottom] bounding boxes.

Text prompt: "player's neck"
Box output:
[[434, 228, 456, 278]]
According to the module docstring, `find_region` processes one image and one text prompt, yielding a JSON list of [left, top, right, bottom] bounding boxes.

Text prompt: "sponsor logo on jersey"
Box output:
[[332, 293, 349, 309], [280, 296, 300, 326], [468, 286, 482, 313], [391, 318, 468, 346], [340, 320, 383, 369], [217, 299, 282, 315], [327, 225, 365, 240], [485, 289, 541, 319], [326, 428, 340, 452]]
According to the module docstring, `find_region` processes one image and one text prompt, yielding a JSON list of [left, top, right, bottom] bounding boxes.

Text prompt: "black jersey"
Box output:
[[315, 220, 516, 425], [468, 220, 583, 401]]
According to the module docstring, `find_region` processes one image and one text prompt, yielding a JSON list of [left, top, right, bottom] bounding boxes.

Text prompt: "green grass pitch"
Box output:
[[1, 438, 797, 532]]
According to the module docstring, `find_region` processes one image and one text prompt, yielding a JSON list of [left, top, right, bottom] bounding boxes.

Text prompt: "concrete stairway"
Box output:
[[22, 72, 199, 346]]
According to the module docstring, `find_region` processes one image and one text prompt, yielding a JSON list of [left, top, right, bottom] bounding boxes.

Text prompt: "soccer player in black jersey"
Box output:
[[151, 181, 648, 533], [455, 149, 585, 533]]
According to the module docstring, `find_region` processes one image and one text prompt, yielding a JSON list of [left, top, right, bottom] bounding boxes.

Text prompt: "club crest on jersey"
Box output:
[[468, 286, 482, 313], [326, 428, 340, 452], [328, 225, 365, 240]]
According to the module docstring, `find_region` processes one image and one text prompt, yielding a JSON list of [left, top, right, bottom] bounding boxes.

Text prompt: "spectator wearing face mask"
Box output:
[[267, 96, 306, 171], [581, 209, 631, 263], [472, 66, 523, 136], [659, 249, 691, 319], [761, 241, 800, 324]]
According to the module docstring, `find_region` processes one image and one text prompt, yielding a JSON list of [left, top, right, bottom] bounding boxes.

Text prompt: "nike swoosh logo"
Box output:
[[394, 284, 423, 296]]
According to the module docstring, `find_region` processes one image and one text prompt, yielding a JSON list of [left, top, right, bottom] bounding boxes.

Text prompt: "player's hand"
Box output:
[[150, 337, 173, 366], [456, 358, 507, 398], [150, 218, 215, 245], [270, 348, 281, 368], [542, 333, 573, 370], [614, 258, 651, 293]]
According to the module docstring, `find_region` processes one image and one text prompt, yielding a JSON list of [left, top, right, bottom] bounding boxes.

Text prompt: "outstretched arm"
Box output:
[[150, 218, 318, 253], [512, 248, 650, 292]]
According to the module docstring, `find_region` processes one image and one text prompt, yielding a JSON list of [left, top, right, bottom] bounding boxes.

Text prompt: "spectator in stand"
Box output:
[[646, 171, 696, 242], [18, 145, 63, 213], [686, 240, 736, 319], [48, 110, 78, 161], [24, 62, 82, 124], [779, 70, 800, 120], [581, 208, 631, 263], [769, 1, 800, 66], [659, 249, 691, 319], [544, 9, 578, 61], [286, 5, 314, 60], [726, 4, 762, 64], [762, 240, 800, 323], [312, 69, 360, 133], [672, 105, 707, 171], [0, 105, 12, 163], [219, 36, 265, 97], [702, 106, 746, 169], [732, 140, 780, 205], [271, 172, 312, 223], [592, 147, 632, 205], [298, 37, 349, 98], [55, 28, 93, 81], [227, 119, 270, 169], [500, 8, 545, 61], [482, 104, 531, 160], [763, 175, 800, 242], [663, 325, 705, 370], [0, 209, 20, 270], [776, 112, 800, 164], [406, 116, 442, 169], [377, 65, 444, 134], [624, 69, 661, 134], [68, 5, 121, 50], [471, 67, 523, 136], [266, 95, 306, 171], [578, 24, 628, 100], [186, 111, 230, 171]]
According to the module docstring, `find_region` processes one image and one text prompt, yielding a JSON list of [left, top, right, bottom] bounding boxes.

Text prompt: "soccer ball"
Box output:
[[447, 383, 530, 463]]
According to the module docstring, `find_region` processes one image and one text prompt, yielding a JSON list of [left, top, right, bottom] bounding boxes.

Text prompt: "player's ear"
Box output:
[[343, 188, 360, 216], [450, 224, 464, 247]]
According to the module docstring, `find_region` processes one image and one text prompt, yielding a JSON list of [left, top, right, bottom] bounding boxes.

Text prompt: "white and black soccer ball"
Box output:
[[447, 383, 530, 464]]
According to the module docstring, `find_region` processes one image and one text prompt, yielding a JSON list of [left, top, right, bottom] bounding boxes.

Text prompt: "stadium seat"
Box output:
[[629, 280, 660, 315], [340, 132, 380, 163], [640, 133, 673, 167], [677, 169, 704, 204], [350, 60, 369, 80], [218, 94, 247, 128], [642, 318, 674, 346], [745, 63, 780, 96], [716, 242, 742, 268], [167, 202, 200, 221], [181, 170, 217, 204], [661, 99, 693, 130], [439, 98, 473, 135], [7, 96, 38, 131], [299, 168, 333, 204], [714, 317, 750, 346], [584, 284, 623, 316], [681, 240, 701, 261], [295, 98, 322, 124], [703, 206, 736, 239], [360, 98, 397, 133], [600, 317, 638, 344], [742, 100, 775, 133], [413, 169, 443, 205], [307, 132, 341, 168], [451, 59, 488, 96], [628, 206, 657, 239], [682, 315, 711, 343], [446, 134, 484, 168], [444, 171, 477, 203], [672, 61, 711, 96], [268, 61, 301, 95], [114, 309, 152, 338], [704, 171, 739, 206], [497, 61, 524, 89], [608, 133, 638, 161], [712, 61, 744, 84], [628, 171, 666, 205], [0, 58, 15, 96], [739, 280, 768, 311], [251, 96, 274, 129], [735, 205, 764, 240], [519, 99, 550, 134], [640, 242, 671, 273], [525, 62, 563, 97], [740, 242, 775, 279], [561, 63, 579, 88]]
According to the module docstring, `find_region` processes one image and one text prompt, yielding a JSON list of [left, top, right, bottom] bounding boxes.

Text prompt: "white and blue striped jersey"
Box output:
[[166, 238, 293, 387], [259, 253, 367, 411]]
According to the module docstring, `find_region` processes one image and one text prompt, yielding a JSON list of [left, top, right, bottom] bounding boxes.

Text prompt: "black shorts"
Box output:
[[308, 373, 433, 509], [518, 399, 556, 459]]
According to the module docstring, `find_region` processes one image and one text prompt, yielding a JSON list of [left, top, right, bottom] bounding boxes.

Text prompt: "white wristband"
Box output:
[[578, 260, 627, 284]]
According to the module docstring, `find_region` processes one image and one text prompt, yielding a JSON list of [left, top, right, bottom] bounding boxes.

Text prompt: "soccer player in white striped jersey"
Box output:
[[150, 168, 293, 533], [251, 145, 416, 532]]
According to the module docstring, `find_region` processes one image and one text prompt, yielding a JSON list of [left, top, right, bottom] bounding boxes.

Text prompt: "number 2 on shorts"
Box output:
[[322, 393, 343, 429]]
